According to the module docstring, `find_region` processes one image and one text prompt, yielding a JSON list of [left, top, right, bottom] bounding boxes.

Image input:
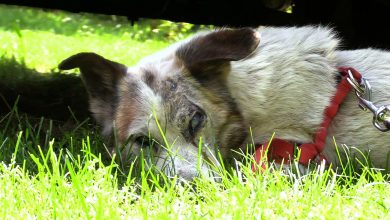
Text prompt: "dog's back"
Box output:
[[227, 26, 390, 170]]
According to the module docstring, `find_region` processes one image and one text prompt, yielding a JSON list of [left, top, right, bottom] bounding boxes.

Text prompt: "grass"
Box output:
[[0, 4, 195, 72], [0, 25, 168, 73], [0, 4, 389, 219], [0, 29, 168, 72]]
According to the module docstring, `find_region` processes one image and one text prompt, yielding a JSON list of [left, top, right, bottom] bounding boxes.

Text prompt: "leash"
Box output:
[[253, 67, 390, 172]]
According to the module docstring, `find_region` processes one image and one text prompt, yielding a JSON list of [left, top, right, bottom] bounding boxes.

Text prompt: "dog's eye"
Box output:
[[134, 136, 155, 149], [189, 111, 206, 136], [170, 81, 177, 91]]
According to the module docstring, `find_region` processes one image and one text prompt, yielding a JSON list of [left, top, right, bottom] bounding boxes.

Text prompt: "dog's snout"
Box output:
[[177, 167, 197, 181]]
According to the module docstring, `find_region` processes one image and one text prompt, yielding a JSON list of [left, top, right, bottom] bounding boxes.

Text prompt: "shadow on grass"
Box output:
[[0, 57, 113, 176], [0, 56, 134, 180], [0, 56, 89, 121]]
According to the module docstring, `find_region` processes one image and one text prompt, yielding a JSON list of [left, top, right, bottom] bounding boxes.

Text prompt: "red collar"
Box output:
[[253, 67, 362, 171]]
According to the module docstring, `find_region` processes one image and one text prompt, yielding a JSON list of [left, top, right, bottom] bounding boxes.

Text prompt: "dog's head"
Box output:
[[59, 28, 260, 181]]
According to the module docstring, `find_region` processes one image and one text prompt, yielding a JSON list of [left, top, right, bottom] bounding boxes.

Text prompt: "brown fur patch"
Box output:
[[114, 80, 140, 143]]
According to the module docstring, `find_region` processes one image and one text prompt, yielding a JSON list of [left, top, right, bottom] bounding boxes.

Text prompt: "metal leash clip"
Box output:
[[346, 69, 390, 132]]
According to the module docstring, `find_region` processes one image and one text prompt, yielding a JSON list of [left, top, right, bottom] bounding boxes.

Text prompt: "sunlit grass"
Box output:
[[0, 4, 198, 72], [0, 127, 389, 218], [1, 99, 389, 219], [0, 29, 169, 72]]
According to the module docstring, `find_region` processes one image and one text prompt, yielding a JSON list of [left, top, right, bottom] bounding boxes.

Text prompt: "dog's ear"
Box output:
[[59, 52, 127, 133], [176, 28, 260, 75]]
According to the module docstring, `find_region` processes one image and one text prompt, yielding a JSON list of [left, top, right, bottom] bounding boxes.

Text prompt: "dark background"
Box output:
[[0, 0, 390, 49]]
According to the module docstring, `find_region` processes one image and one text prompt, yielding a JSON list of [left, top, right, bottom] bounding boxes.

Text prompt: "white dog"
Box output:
[[59, 26, 390, 181]]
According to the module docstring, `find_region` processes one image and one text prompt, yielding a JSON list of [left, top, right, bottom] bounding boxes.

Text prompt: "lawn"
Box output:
[[0, 4, 389, 219]]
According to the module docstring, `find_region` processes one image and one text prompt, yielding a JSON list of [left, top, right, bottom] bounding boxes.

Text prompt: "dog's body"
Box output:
[[60, 26, 390, 181]]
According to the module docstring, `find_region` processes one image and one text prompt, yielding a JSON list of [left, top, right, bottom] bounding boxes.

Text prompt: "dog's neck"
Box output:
[[227, 26, 340, 144]]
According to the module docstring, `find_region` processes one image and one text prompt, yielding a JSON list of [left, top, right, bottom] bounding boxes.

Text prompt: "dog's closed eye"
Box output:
[[134, 135, 157, 151]]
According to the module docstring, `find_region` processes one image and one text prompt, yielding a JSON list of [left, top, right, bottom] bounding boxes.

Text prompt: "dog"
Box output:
[[59, 26, 390, 181]]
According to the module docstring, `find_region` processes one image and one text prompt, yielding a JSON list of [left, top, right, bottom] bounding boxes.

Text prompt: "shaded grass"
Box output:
[[0, 57, 89, 120], [0, 106, 106, 174]]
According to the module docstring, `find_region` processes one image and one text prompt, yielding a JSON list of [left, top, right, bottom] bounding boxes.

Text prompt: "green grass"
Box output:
[[0, 29, 168, 72], [0, 4, 196, 72], [1, 120, 389, 218], [0, 4, 389, 219]]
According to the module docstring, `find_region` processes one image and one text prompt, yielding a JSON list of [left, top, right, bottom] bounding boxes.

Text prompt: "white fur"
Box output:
[[120, 26, 390, 180], [229, 26, 390, 170]]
